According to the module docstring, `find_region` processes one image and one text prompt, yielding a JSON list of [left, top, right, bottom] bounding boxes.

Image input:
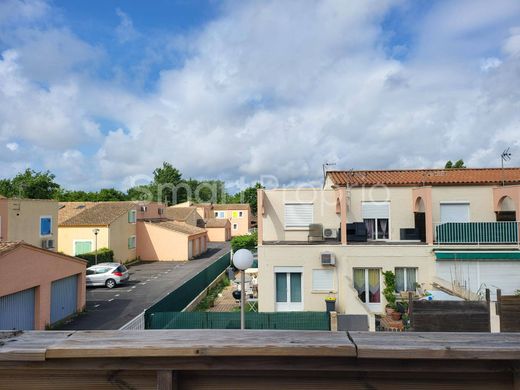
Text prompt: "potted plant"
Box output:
[[382, 270, 397, 316], [325, 296, 336, 312]]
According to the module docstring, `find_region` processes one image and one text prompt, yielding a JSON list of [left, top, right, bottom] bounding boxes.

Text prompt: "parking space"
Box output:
[[58, 243, 230, 330]]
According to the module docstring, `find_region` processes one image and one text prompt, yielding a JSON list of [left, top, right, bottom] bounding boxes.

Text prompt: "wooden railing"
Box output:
[[1, 330, 520, 389]]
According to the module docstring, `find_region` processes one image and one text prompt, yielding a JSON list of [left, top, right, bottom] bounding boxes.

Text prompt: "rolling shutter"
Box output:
[[440, 203, 469, 223], [51, 275, 78, 324], [312, 269, 334, 291], [285, 203, 313, 228], [362, 202, 389, 219]]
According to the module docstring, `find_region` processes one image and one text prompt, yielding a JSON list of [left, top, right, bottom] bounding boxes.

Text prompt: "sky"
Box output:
[[1, 0, 520, 192]]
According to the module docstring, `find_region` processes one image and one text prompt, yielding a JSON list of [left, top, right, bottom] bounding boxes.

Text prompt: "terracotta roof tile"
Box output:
[[0, 241, 20, 254], [60, 202, 136, 226], [58, 202, 97, 224], [327, 168, 520, 187], [205, 218, 230, 228], [164, 207, 197, 221], [152, 221, 206, 235], [212, 204, 250, 210]]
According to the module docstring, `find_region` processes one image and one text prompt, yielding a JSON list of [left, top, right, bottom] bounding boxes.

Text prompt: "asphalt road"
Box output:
[[58, 243, 230, 330]]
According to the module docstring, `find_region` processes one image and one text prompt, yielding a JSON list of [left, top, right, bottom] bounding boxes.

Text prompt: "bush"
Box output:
[[76, 247, 114, 267], [231, 231, 257, 252], [382, 270, 397, 309]]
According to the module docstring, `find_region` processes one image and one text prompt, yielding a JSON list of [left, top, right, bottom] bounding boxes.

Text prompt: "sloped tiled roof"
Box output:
[[0, 241, 20, 254], [152, 221, 206, 236], [164, 207, 197, 221], [205, 218, 230, 228], [58, 202, 97, 224], [327, 168, 520, 187], [60, 202, 136, 226], [0, 241, 87, 264], [213, 204, 250, 210]]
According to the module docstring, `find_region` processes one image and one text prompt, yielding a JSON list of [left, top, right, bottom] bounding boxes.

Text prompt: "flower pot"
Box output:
[[391, 311, 402, 321], [325, 299, 336, 312]]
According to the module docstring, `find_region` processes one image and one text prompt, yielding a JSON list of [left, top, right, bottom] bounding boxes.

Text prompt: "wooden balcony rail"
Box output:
[[1, 330, 520, 389]]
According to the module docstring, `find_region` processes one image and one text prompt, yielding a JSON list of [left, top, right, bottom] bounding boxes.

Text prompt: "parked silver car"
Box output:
[[86, 263, 130, 288]]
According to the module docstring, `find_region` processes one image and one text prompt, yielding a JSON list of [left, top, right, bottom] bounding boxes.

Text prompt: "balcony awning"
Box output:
[[435, 251, 520, 260]]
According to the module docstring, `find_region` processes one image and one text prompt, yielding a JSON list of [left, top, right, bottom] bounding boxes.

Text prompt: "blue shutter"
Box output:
[[0, 288, 35, 330], [40, 217, 52, 235], [51, 275, 78, 324]]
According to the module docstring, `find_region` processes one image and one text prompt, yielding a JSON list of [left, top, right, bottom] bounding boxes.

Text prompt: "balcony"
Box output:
[[434, 221, 520, 245]]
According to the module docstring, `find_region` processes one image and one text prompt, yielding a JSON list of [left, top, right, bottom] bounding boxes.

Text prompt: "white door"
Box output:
[[440, 203, 470, 223], [275, 267, 303, 311]]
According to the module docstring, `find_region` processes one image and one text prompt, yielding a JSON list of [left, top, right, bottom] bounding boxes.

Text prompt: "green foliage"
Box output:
[[57, 188, 128, 202], [76, 247, 114, 267], [153, 162, 182, 205], [0, 168, 60, 199], [227, 182, 264, 215], [382, 270, 397, 308], [194, 277, 230, 311], [445, 159, 466, 169], [231, 231, 258, 252]]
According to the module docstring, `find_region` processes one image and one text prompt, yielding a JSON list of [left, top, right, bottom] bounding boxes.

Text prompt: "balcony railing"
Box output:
[[435, 221, 519, 244]]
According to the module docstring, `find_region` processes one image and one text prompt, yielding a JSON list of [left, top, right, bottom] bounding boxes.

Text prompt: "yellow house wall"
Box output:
[[3, 199, 59, 248], [262, 189, 340, 242], [257, 244, 434, 314], [58, 226, 110, 256], [108, 212, 137, 263]]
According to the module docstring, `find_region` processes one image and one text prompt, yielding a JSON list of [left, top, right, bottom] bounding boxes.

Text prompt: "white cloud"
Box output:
[[115, 8, 139, 43], [0, 0, 520, 190], [6, 142, 18, 151]]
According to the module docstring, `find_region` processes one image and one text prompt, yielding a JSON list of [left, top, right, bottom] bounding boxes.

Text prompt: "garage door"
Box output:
[[51, 275, 78, 324], [0, 288, 35, 330], [440, 203, 470, 223]]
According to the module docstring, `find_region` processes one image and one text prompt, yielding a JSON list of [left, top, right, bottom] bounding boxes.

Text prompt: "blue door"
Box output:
[[51, 275, 78, 324], [0, 288, 35, 330]]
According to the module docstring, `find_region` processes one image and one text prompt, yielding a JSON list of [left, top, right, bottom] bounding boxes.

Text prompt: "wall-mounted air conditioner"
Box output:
[[41, 239, 55, 249], [320, 251, 336, 266], [323, 228, 338, 239]]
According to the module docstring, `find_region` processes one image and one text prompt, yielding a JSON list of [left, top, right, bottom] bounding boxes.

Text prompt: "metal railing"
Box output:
[[434, 221, 519, 245], [119, 312, 145, 330]]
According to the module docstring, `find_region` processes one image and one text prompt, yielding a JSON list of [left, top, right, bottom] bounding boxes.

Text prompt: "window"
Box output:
[[312, 269, 334, 291], [275, 267, 303, 311], [86, 269, 95, 276], [284, 203, 313, 228], [128, 210, 137, 223], [353, 268, 381, 304], [128, 236, 136, 249], [158, 208, 164, 215], [74, 241, 92, 256], [362, 202, 389, 240], [215, 211, 225, 218], [395, 268, 417, 292], [239, 211, 243, 218], [40, 216, 52, 236], [440, 202, 470, 223], [233, 223, 238, 230]]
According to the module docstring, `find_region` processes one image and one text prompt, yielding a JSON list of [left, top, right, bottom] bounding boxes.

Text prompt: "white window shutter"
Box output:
[[362, 202, 389, 219], [284, 203, 313, 228], [312, 269, 334, 291]]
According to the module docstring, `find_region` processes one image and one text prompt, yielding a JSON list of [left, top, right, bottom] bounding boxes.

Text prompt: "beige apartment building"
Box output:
[[213, 204, 251, 236], [257, 168, 520, 329], [0, 197, 58, 249]]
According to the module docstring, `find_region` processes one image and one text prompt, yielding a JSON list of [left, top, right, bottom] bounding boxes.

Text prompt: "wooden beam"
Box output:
[[156, 370, 173, 390]]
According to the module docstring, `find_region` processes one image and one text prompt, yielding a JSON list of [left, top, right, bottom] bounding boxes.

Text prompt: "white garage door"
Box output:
[[440, 203, 470, 223]]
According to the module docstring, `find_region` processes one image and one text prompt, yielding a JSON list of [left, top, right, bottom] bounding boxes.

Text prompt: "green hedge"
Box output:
[[76, 247, 114, 267], [230, 231, 257, 252]]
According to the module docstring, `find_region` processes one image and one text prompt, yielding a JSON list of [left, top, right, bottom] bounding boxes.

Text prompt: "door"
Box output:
[[51, 275, 78, 324], [440, 203, 470, 223], [275, 269, 303, 311], [0, 288, 35, 330], [414, 212, 426, 242]]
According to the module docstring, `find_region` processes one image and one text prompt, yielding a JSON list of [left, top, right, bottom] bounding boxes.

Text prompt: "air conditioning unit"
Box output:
[[320, 251, 336, 266], [323, 228, 338, 239], [41, 239, 55, 249]]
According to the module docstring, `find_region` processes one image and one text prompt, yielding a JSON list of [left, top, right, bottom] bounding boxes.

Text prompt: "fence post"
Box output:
[[496, 289, 502, 317], [329, 311, 338, 332], [408, 292, 414, 330]]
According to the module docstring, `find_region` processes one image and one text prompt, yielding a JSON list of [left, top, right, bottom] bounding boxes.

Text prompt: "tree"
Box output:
[[153, 162, 183, 205], [230, 231, 258, 252], [7, 169, 60, 199], [0, 179, 13, 198], [96, 188, 127, 201], [445, 159, 466, 169], [227, 183, 264, 215]]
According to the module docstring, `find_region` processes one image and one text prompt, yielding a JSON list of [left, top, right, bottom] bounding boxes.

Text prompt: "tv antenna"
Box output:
[[322, 162, 337, 185], [501, 147, 512, 186]]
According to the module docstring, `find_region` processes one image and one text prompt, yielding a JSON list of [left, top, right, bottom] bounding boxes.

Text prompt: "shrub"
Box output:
[[382, 270, 397, 309], [230, 231, 257, 252], [76, 247, 114, 267]]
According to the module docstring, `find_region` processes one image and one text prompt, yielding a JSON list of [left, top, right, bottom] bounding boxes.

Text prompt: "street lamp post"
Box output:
[[93, 228, 100, 264], [232, 249, 254, 330]]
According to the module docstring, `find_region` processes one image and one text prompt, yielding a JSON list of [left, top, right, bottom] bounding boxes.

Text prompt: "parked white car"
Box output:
[[86, 263, 130, 289]]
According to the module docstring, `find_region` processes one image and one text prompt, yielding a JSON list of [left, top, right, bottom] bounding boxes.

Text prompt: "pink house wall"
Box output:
[[136, 202, 167, 220], [0, 245, 86, 330], [0, 199, 7, 241]]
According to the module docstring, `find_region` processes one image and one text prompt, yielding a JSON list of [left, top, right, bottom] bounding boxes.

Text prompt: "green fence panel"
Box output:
[[147, 311, 330, 331], [436, 222, 518, 244], [145, 252, 231, 327]]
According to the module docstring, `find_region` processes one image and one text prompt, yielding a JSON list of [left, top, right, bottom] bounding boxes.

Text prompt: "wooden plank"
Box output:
[[156, 370, 172, 390], [0, 331, 74, 362], [45, 330, 356, 359], [350, 331, 520, 360]]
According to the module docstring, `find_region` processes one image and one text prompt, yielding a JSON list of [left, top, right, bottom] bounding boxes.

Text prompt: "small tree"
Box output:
[[231, 231, 258, 252], [382, 270, 397, 309]]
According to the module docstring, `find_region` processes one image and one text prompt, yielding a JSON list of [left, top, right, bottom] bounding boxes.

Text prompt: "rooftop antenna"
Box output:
[[322, 162, 336, 186], [501, 147, 512, 186]]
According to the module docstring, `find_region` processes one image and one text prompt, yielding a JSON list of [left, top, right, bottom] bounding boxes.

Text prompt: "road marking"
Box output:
[[140, 282, 147, 285], [115, 294, 120, 297], [132, 286, 137, 289], [94, 304, 100, 308], [146, 279, 151, 282], [108, 299, 114, 302]]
